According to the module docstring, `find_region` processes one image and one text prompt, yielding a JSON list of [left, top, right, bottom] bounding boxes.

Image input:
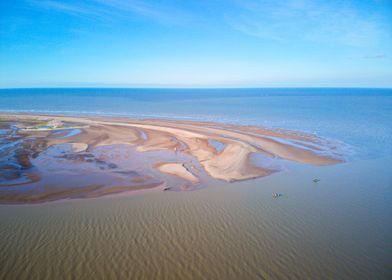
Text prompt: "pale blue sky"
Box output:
[[0, 0, 391, 88]]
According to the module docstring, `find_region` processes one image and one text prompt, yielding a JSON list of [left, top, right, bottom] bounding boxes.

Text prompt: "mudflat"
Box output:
[[0, 113, 342, 203]]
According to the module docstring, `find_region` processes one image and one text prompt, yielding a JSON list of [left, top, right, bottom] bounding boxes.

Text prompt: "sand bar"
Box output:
[[156, 163, 199, 183], [0, 113, 343, 203]]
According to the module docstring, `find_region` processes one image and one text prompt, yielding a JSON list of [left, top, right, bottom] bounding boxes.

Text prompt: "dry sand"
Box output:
[[156, 163, 199, 183]]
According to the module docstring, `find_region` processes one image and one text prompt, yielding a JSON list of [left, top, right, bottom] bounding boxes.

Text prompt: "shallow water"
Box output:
[[0, 88, 391, 279], [208, 139, 225, 152], [0, 157, 390, 279]]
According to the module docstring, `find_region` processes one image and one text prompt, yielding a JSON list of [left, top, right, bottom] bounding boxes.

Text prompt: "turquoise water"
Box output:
[[0, 88, 391, 279]]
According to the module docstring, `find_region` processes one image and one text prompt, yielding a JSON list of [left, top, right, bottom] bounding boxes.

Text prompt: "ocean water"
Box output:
[[1, 88, 391, 157], [0, 88, 391, 279]]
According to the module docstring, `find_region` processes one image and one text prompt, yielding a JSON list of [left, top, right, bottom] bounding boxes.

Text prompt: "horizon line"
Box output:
[[1, 86, 391, 90]]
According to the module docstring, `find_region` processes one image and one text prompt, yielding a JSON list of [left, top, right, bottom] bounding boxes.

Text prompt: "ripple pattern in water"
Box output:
[[1, 157, 391, 279]]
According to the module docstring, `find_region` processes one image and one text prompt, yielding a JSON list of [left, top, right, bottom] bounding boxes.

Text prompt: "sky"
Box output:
[[0, 0, 391, 88]]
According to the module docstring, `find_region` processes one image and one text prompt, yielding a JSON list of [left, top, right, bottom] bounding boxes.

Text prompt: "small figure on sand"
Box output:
[[272, 193, 282, 198]]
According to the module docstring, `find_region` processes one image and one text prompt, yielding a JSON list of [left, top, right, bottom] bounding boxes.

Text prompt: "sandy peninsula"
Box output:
[[0, 113, 343, 203]]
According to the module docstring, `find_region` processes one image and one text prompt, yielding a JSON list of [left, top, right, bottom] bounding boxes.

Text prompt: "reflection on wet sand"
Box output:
[[0, 113, 343, 203]]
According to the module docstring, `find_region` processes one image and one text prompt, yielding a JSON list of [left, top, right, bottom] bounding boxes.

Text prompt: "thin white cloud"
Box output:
[[363, 53, 387, 59], [28, 0, 104, 17], [226, 0, 391, 47], [106, 0, 185, 21], [27, 0, 192, 25]]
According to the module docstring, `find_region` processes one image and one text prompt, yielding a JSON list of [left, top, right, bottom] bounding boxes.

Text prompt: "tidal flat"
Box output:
[[0, 113, 342, 204]]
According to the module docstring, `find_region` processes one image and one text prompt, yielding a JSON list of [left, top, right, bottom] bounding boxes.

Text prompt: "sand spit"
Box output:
[[0, 113, 343, 203], [156, 163, 199, 183]]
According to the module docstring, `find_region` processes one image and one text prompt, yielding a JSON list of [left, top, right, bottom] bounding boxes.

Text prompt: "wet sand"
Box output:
[[0, 113, 343, 203]]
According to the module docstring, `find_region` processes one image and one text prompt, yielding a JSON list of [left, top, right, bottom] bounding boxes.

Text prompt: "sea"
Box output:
[[0, 88, 391, 279]]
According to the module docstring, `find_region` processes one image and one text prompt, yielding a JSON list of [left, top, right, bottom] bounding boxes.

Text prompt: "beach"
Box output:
[[0, 113, 342, 203]]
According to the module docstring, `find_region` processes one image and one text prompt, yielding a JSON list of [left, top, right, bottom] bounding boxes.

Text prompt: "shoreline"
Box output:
[[0, 112, 343, 204]]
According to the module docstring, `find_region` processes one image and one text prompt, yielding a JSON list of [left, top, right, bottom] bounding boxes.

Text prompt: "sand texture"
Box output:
[[0, 113, 343, 203]]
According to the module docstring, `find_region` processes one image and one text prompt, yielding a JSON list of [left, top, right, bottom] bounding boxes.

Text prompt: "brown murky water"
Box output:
[[1, 157, 391, 279]]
